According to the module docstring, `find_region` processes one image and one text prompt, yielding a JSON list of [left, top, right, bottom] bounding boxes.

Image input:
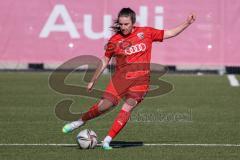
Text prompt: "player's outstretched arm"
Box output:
[[164, 13, 196, 39], [87, 56, 110, 92]]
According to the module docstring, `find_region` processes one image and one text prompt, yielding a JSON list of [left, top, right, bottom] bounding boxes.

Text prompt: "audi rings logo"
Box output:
[[124, 43, 147, 55]]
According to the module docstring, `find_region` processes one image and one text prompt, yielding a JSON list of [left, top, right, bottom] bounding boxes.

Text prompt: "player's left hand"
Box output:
[[186, 13, 196, 25]]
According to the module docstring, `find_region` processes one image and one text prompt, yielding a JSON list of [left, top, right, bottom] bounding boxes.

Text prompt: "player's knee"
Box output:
[[98, 99, 114, 112], [126, 98, 138, 107], [122, 98, 138, 112]]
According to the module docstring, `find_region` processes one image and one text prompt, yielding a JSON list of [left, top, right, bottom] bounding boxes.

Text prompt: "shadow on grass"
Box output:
[[62, 141, 144, 149], [110, 141, 144, 148]]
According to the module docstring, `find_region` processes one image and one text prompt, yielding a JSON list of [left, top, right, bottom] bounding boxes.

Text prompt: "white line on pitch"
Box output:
[[0, 144, 77, 146], [0, 143, 240, 147], [144, 143, 240, 147], [227, 74, 240, 87]]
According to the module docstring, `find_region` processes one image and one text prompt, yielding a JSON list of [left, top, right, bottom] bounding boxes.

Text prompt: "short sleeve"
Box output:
[[104, 40, 116, 59], [149, 27, 164, 42]]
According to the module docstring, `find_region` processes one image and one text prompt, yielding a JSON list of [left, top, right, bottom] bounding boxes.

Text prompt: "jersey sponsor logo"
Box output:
[[124, 43, 146, 55]]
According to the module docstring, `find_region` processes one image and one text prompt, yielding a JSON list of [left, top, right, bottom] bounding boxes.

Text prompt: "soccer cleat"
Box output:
[[62, 120, 85, 134], [102, 142, 113, 150]]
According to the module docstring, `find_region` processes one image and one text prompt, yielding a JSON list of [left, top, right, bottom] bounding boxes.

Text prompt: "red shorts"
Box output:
[[103, 71, 149, 106]]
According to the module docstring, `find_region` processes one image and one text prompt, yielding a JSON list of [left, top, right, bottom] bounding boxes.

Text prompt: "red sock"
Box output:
[[81, 103, 102, 122], [108, 110, 131, 139]]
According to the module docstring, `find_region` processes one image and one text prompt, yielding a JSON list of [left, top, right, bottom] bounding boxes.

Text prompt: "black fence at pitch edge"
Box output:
[[0, 63, 239, 74]]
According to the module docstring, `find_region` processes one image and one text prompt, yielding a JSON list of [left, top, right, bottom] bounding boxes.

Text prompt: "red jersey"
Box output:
[[103, 27, 164, 105], [105, 27, 164, 75]]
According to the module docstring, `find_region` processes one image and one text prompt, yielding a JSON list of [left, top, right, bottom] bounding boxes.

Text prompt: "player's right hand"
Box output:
[[87, 82, 94, 92]]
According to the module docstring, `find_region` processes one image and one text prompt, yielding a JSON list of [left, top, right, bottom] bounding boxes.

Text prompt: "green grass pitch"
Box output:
[[0, 72, 240, 160]]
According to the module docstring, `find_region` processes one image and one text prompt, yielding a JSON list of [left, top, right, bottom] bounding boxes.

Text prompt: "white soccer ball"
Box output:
[[76, 129, 98, 149]]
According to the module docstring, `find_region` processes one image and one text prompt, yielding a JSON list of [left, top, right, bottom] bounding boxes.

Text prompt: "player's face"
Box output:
[[118, 16, 134, 36]]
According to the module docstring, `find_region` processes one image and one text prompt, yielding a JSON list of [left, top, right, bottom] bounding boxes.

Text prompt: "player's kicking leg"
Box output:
[[62, 99, 114, 133], [62, 119, 85, 133]]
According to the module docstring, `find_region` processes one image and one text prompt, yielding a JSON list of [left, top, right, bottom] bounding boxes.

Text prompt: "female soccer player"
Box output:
[[62, 8, 196, 150]]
